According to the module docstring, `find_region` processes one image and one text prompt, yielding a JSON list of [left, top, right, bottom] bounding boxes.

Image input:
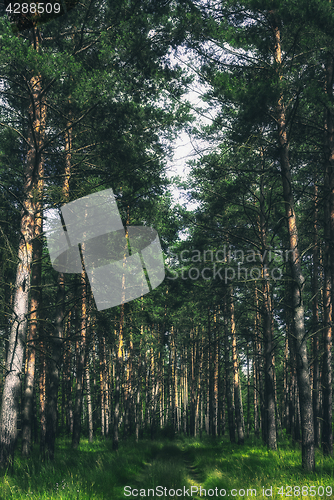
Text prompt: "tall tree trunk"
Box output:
[[312, 183, 321, 448], [224, 293, 235, 443], [246, 342, 251, 439], [322, 53, 334, 456], [64, 312, 73, 435], [194, 331, 203, 437], [206, 318, 210, 436], [86, 350, 94, 443], [259, 157, 277, 450], [72, 272, 87, 449], [100, 339, 105, 437], [273, 16, 315, 470], [0, 29, 46, 467], [283, 333, 290, 433], [21, 143, 44, 457], [262, 281, 276, 449], [253, 285, 260, 438], [45, 119, 72, 458], [229, 288, 244, 444], [212, 311, 219, 437], [113, 305, 124, 450], [45, 273, 64, 460], [39, 344, 47, 458], [183, 347, 188, 435], [190, 330, 196, 436]]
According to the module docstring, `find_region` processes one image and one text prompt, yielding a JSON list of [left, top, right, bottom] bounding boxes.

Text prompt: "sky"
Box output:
[[166, 50, 216, 209]]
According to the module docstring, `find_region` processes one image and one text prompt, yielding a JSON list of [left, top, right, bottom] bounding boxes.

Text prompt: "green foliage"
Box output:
[[1, 437, 334, 499]]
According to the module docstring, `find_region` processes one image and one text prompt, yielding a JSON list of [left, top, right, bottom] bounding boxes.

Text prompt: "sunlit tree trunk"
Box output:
[[195, 330, 203, 437], [273, 16, 315, 470], [322, 53, 334, 457], [0, 28, 46, 466], [230, 288, 244, 444], [190, 329, 196, 436], [21, 132, 45, 457], [224, 293, 235, 443], [64, 312, 73, 435], [39, 345, 47, 458]]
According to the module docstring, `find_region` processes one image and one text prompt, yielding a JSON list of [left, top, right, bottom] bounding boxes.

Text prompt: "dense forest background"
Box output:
[[1, 0, 334, 494]]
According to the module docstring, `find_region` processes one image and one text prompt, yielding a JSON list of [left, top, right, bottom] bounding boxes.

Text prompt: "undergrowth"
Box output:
[[0, 436, 333, 499]]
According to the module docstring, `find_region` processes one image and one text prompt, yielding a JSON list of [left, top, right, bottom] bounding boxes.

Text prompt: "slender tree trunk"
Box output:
[[113, 305, 124, 450], [86, 350, 93, 443], [190, 330, 196, 436], [72, 272, 87, 449], [246, 342, 250, 439], [230, 289, 244, 444], [213, 312, 219, 437], [273, 17, 315, 470], [39, 344, 47, 458], [183, 347, 188, 435], [253, 285, 260, 438], [206, 319, 210, 435], [259, 159, 277, 450], [224, 294, 235, 443], [45, 119, 72, 458], [45, 273, 64, 460], [273, 353, 281, 435], [195, 331, 203, 437], [312, 183, 321, 448], [64, 314, 73, 435], [21, 148, 44, 457], [283, 334, 290, 432], [288, 328, 299, 443], [100, 340, 105, 437], [262, 279, 276, 450]]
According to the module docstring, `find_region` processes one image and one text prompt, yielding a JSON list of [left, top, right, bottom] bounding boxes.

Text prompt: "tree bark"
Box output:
[[253, 285, 260, 438], [322, 53, 334, 456], [224, 293, 235, 443], [311, 183, 321, 448], [0, 28, 46, 467], [72, 272, 87, 449], [230, 288, 244, 444], [39, 344, 47, 458], [21, 135, 44, 457], [112, 305, 124, 450], [259, 154, 277, 450], [45, 118, 72, 458], [213, 311, 219, 437], [273, 17, 315, 470]]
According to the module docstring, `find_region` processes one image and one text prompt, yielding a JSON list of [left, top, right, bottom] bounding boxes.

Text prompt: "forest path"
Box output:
[[132, 441, 203, 491], [181, 449, 202, 485]]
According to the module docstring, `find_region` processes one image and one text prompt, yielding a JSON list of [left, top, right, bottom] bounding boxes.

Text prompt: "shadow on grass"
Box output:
[[1, 436, 334, 499]]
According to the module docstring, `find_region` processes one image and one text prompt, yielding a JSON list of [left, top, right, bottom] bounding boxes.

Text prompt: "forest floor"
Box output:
[[0, 434, 334, 499]]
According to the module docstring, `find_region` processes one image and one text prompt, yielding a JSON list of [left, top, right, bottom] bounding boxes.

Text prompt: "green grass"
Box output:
[[0, 436, 334, 499]]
